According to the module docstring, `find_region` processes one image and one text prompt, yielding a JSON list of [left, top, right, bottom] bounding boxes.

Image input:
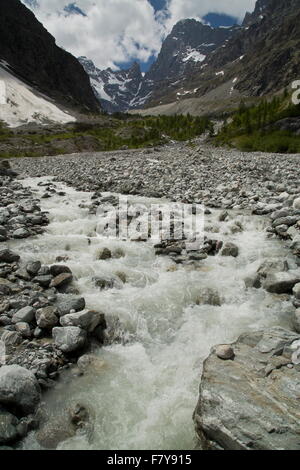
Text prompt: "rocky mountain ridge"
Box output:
[[0, 0, 100, 115], [80, 19, 238, 113]]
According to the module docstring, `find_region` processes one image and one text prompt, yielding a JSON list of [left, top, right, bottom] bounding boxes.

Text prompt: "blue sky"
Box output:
[[22, 0, 256, 71]]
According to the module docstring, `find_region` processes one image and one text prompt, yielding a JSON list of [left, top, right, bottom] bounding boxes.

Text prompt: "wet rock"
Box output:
[[12, 228, 30, 239], [221, 242, 239, 258], [0, 227, 8, 242], [195, 288, 221, 306], [26, 261, 42, 276], [49, 265, 72, 277], [263, 272, 300, 294], [36, 306, 58, 329], [52, 327, 86, 353], [36, 402, 93, 449], [97, 247, 112, 260], [0, 408, 19, 444], [194, 328, 300, 450], [244, 274, 261, 289], [77, 354, 105, 373], [0, 250, 20, 264], [12, 306, 35, 324], [60, 310, 104, 333], [33, 275, 53, 288], [50, 273, 73, 289], [56, 297, 86, 317], [0, 365, 41, 415]]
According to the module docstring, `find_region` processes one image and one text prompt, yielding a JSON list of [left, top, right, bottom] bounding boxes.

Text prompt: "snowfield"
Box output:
[[0, 64, 75, 127]]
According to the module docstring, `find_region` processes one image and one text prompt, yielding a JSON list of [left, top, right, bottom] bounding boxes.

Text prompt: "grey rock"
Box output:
[[60, 310, 104, 333], [0, 409, 19, 444], [52, 327, 87, 353], [50, 273, 73, 289], [12, 228, 30, 239], [12, 306, 35, 324], [33, 275, 53, 288], [0, 365, 41, 415], [14, 322, 32, 338], [56, 297, 86, 317], [263, 272, 300, 294], [221, 242, 239, 258], [195, 288, 221, 306], [0, 330, 22, 346], [49, 265, 72, 277], [0, 249, 20, 263], [194, 328, 300, 450], [36, 306, 58, 329], [215, 344, 234, 360], [26, 261, 42, 276]]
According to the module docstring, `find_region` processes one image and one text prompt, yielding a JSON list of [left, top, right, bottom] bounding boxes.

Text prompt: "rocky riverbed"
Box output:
[[0, 141, 299, 450]]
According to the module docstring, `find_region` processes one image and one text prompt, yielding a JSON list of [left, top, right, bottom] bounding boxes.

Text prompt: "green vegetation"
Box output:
[[215, 94, 300, 153], [0, 114, 213, 159]]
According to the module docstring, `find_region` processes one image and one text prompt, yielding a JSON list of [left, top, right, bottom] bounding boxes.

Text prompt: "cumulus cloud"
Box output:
[[22, 0, 257, 69]]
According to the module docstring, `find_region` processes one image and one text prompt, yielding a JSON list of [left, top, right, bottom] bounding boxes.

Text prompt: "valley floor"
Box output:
[[0, 142, 299, 450]]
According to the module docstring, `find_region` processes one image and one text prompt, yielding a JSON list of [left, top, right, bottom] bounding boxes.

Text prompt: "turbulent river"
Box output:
[[10, 176, 295, 450]]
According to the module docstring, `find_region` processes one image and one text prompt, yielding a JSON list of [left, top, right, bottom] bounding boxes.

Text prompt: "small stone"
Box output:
[[12, 228, 30, 239], [50, 273, 73, 289], [26, 261, 41, 276], [60, 310, 104, 333], [215, 344, 235, 360], [36, 306, 58, 329], [14, 322, 32, 338], [97, 248, 112, 260], [12, 306, 35, 324], [33, 275, 53, 288]]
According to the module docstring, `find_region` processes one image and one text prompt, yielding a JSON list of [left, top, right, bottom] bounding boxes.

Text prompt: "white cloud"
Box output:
[[22, 0, 257, 70], [165, 0, 256, 28]]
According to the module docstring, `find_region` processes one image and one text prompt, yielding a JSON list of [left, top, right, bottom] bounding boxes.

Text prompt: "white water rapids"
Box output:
[[11, 176, 295, 450]]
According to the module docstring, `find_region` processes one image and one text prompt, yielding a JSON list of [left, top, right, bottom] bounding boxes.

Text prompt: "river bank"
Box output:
[[0, 141, 299, 450]]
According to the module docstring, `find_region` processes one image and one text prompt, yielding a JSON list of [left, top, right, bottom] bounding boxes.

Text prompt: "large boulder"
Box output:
[[0, 408, 19, 444], [52, 327, 86, 353], [0, 365, 41, 415], [263, 272, 300, 294], [0, 249, 20, 263], [194, 327, 300, 450]]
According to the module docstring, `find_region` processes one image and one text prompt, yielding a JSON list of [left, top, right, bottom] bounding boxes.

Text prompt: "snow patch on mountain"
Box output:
[[0, 64, 75, 127], [182, 49, 206, 63]]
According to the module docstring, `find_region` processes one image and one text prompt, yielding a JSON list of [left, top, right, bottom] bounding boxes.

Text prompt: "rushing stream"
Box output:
[[10, 176, 295, 450]]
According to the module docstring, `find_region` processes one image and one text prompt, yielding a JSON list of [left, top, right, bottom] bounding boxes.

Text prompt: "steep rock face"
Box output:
[[194, 327, 300, 450], [146, 0, 300, 108], [81, 19, 237, 113], [79, 58, 143, 113], [0, 0, 100, 112]]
